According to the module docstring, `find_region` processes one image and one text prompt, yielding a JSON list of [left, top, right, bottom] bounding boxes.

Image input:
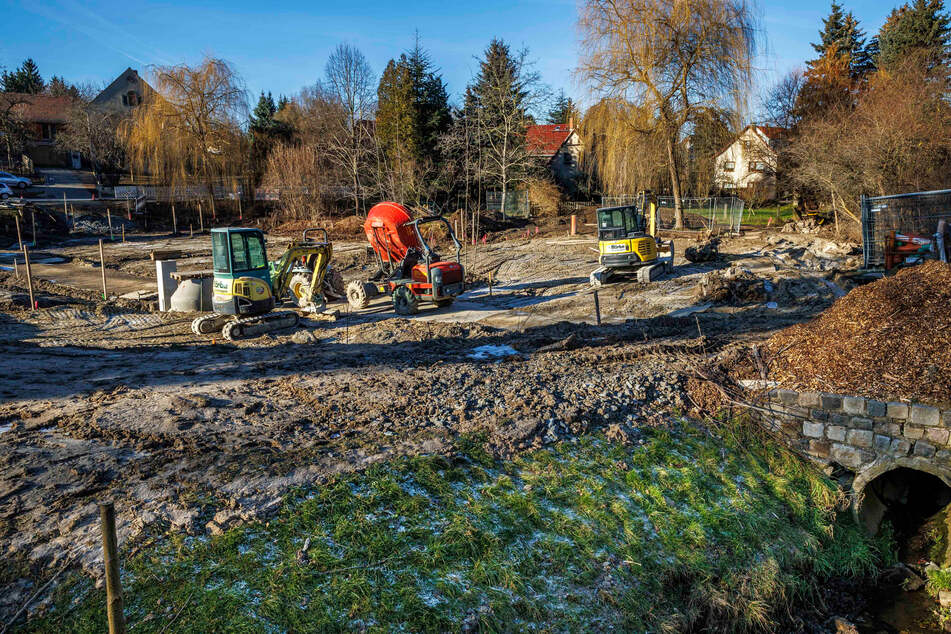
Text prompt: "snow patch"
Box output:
[[467, 345, 519, 360]]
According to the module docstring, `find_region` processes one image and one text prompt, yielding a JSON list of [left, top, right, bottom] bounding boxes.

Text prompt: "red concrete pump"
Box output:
[[345, 202, 465, 314]]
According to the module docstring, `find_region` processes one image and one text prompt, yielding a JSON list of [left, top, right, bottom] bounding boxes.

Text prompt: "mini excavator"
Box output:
[[590, 191, 674, 287], [192, 227, 343, 340]]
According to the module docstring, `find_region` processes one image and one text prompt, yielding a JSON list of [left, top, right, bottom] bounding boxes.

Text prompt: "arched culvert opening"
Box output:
[[858, 467, 951, 545]]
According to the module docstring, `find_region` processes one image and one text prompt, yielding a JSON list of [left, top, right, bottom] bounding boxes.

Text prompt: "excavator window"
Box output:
[[231, 233, 250, 271], [213, 232, 231, 273], [598, 206, 644, 239], [224, 231, 268, 274], [247, 235, 267, 269]]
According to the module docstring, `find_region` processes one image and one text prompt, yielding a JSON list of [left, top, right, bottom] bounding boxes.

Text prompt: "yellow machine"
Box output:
[[191, 228, 340, 340], [590, 191, 674, 286]]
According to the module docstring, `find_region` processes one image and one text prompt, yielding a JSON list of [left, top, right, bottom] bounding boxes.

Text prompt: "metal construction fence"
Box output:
[[601, 195, 745, 233], [861, 189, 951, 269], [113, 183, 244, 202], [486, 190, 531, 219]]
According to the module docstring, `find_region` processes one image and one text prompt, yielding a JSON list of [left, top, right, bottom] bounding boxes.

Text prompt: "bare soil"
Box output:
[[0, 226, 861, 618]]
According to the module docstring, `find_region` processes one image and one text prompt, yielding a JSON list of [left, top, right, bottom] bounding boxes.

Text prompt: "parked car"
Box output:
[[0, 171, 31, 189], [0, 183, 13, 200]]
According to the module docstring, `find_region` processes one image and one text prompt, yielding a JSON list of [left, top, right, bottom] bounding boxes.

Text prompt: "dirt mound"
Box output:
[[760, 261, 951, 404], [332, 215, 364, 236]]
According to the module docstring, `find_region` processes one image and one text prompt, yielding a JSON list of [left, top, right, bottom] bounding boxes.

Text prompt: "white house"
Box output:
[[526, 122, 583, 190], [714, 125, 786, 201]]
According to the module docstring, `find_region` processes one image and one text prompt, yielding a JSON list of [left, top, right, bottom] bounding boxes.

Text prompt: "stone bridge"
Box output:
[[751, 387, 951, 531]]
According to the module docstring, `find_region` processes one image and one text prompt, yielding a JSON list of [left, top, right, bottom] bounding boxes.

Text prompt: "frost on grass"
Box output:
[[27, 423, 891, 633]]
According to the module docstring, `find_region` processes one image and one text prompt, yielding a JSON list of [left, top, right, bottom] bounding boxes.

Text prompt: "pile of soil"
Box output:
[[759, 261, 951, 404]]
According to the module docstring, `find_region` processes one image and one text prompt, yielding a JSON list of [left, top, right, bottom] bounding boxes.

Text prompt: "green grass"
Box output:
[[743, 205, 796, 226], [20, 422, 890, 633]]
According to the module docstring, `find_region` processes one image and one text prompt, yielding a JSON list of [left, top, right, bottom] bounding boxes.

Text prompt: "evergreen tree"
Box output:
[[468, 38, 540, 211], [810, 3, 874, 76], [878, 0, 951, 70], [546, 90, 578, 124], [405, 34, 451, 160], [376, 58, 416, 163], [2, 58, 45, 94], [250, 92, 278, 132], [46, 76, 81, 99]]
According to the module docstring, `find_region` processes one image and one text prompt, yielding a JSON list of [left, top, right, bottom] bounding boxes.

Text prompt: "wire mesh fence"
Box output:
[[861, 189, 951, 269], [600, 195, 745, 233], [486, 190, 531, 219]]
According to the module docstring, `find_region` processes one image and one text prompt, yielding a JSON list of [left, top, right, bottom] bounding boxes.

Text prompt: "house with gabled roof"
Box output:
[[0, 92, 74, 167], [714, 124, 787, 201], [91, 67, 154, 112], [526, 121, 582, 191]]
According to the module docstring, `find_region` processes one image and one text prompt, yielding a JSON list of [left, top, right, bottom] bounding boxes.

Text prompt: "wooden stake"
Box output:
[[99, 502, 126, 634], [107, 209, 113, 241], [126, 197, 131, 220], [172, 204, 177, 234], [15, 214, 22, 250], [121, 225, 125, 243], [593, 290, 601, 326], [488, 270, 493, 296], [570, 214, 577, 236], [198, 202, 204, 233], [13, 255, 18, 278], [237, 191, 243, 222], [99, 239, 108, 299], [63, 192, 67, 217], [31, 210, 36, 246], [22, 244, 35, 311], [190, 223, 193, 238]]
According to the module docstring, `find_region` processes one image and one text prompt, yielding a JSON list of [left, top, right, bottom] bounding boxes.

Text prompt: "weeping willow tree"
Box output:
[[579, 98, 668, 197], [123, 57, 248, 217], [577, 0, 758, 228]]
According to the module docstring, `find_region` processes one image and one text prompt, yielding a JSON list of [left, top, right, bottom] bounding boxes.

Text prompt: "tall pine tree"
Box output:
[[546, 90, 579, 125], [878, 0, 951, 70], [2, 59, 45, 94], [810, 3, 874, 76]]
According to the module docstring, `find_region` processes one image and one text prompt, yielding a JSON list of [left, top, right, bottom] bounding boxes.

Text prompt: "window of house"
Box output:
[[122, 95, 128, 106], [722, 160, 735, 172], [749, 161, 768, 173], [127, 91, 138, 106], [563, 153, 574, 167], [40, 124, 56, 141]]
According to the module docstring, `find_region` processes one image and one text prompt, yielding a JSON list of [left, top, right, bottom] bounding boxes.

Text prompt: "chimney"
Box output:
[[568, 116, 574, 130]]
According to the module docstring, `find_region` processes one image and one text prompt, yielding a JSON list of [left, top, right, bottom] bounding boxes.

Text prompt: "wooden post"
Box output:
[[488, 271, 493, 296], [190, 223, 193, 238], [237, 190, 243, 222], [63, 192, 68, 217], [198, 202, 204, 233], [69, 204, 75, 231], [15, 214, 22, 250], [99, 239, 108, 299], [107, 209, 113, 241], [121, 225, 125, 243], [126, 197, 131, 221], [31, 210, 36, 246], [172, 204, 177, 234], [22, 244, 35, 311], [570, 214, 577, 236], [99, 502, 126, 634], [593, 290, 601, 326]]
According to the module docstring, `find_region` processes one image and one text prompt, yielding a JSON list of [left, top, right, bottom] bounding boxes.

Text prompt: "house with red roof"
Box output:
[[526, 120, 582, 190], [714, 124, 787, 201], [0, 92, 74, 167]]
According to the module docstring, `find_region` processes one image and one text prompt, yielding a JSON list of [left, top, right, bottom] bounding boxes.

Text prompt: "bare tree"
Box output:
[[123, 57, 248, 216], [0, 93, 30, 168], [57, 84, 125, 180], [323, 43, 376, 216], [577, 0, 758, 228], [760, 69, 804, 130]]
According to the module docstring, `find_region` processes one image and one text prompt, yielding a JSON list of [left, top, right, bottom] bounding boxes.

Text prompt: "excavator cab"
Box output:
[[210, 228, 276, 317], [590, 191, 674, 286]]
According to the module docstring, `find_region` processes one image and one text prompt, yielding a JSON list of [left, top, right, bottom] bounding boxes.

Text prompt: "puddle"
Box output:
[[0, 424, 12, 435]]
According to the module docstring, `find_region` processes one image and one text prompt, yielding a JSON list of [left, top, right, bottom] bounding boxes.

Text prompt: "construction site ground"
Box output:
[[0, 226, 863, 621]]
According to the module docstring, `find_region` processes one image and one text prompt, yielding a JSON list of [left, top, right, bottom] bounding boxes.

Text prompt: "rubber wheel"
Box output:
[[392, 285, 419, 315], [289, 273, 312, 306], [434, 298, 454, 308], [17, 182, 26, 189], [324, 268, 345, 299], [347, 280, 370, 309]]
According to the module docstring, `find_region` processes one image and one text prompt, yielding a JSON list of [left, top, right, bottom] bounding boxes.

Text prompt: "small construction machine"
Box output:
[[192, 227, 342, 340], [346, 202, 464, 315], [884, 221, 951, 269], [590, 191, 674, 287]]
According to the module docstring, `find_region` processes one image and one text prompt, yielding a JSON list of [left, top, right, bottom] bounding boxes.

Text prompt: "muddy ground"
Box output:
[[0, 227, 861, 619]]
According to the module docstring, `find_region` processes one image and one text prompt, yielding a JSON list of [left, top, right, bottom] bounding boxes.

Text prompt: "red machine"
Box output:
[[884, 222, 951, 269], [346, 202, 465, 314]]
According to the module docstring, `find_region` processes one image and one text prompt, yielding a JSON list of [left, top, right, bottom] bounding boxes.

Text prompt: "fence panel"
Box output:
[[486, 190, 530, 219], [600, 195, 744, 233], [861, 189, 951, 269]]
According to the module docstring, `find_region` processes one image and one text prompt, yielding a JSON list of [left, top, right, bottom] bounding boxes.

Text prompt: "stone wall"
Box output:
[[750, 387, 951, 474]]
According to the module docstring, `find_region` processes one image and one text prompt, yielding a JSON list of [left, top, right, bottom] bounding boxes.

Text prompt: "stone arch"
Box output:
[[853, 456, 951, 534]]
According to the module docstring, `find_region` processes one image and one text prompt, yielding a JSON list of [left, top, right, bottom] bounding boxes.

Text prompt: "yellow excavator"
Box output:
[[191, 228, 341, 340], [590, 191, 674, 287]]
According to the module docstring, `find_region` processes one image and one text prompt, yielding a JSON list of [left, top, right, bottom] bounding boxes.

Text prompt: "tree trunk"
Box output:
[[666, 134, 684, 230]]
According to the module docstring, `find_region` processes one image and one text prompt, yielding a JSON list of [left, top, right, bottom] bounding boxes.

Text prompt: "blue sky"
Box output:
[[3, 0, 903, 112]]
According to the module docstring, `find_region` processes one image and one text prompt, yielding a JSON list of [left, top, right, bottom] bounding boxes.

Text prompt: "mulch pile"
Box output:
[[759, 261, 951, 405]]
